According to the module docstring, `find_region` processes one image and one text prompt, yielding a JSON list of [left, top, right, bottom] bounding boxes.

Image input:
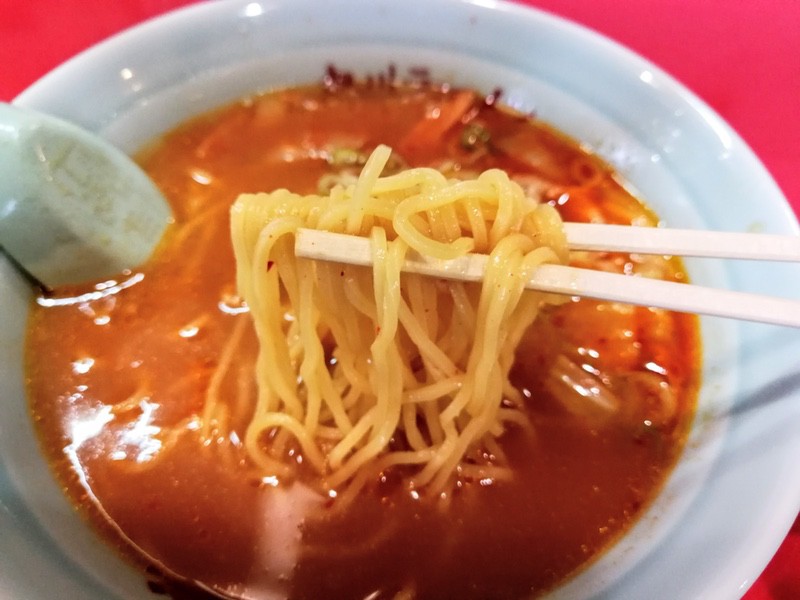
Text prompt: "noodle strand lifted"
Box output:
[[225, 145, 567, 495]]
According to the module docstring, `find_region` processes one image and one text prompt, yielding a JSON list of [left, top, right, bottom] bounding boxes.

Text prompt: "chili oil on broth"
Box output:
[[26, 81, 700, 600]]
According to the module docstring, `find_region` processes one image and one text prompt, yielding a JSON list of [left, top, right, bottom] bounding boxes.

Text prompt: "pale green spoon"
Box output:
[[0, 103, 171, 289]]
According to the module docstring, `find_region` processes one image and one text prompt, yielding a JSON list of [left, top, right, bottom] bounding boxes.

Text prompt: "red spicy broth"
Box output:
[[26, 79, 700, 599]]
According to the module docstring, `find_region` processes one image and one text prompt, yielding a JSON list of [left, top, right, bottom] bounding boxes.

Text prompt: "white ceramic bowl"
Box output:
[[3, 1, 800, 598]]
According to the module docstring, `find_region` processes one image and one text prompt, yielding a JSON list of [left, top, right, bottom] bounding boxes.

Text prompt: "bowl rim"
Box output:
[[4, 1, 800, 599]]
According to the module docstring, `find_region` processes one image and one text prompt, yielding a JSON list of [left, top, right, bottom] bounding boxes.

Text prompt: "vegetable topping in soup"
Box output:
[[26, 77, 699, 600]]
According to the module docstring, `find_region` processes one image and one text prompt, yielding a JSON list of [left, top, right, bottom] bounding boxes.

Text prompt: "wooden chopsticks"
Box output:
[[294, 227, 800, 328], [564, 223, 800, 261]]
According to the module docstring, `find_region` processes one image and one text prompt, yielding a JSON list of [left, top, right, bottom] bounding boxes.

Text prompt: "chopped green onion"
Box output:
[[460, 123, 491, 150]]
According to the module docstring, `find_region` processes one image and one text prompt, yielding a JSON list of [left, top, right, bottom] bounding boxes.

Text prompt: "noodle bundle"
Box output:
[[227, 145, 568, 494]]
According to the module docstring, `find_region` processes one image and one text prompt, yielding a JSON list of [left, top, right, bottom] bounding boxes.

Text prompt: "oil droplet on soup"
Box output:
[[26, 80, 700, 599]]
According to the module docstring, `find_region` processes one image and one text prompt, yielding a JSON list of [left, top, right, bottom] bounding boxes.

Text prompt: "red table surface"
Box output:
[[1, 0, 798, 598]]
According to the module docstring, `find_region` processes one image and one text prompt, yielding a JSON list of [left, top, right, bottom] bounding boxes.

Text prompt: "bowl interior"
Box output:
[[3, 1, 800, 598]]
